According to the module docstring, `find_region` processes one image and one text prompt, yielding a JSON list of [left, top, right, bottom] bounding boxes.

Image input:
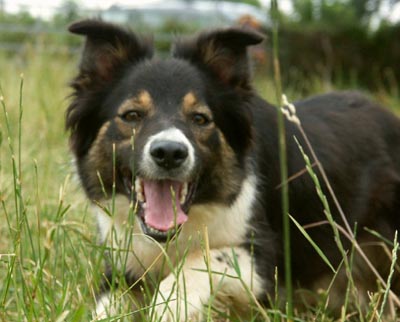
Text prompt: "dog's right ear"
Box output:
[[67, 20, 153, 158], [69, 19, 153, 89]]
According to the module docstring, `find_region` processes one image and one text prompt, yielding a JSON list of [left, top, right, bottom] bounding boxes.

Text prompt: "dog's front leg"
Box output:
[[150, 246, 263, 322]]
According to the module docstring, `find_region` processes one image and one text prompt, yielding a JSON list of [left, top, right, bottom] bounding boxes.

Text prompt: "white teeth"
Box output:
[[135, 177, 145, 202], [142, 202, 147, 209], [180, 182, 188, 205], [145, 224, 176, 237], [133, 177, 189, 206], [137, 191, 145, 202], [135, 177, 143, 193]]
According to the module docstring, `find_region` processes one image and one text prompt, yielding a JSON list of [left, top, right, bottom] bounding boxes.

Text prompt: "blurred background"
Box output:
[[0, 0, 399, 100]]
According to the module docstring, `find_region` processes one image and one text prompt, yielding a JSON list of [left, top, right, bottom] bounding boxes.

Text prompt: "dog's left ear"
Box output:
[[173, 28, 264, 89]]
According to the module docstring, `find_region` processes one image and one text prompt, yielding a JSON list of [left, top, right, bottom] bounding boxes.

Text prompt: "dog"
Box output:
[[66, 19, 400, 320]]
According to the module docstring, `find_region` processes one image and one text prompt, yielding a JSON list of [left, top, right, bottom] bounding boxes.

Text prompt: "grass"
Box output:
[[0, 50, 95, 321], [0, 45, 400, 322]]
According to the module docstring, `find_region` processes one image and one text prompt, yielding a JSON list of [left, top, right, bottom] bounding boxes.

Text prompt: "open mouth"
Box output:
[[122, 173, 196, 242]]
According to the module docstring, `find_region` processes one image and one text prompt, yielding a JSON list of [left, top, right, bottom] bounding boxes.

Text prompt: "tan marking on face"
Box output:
[[114, 116, 138, 138], [214, 130, 241, 198], [90, 121, 111, 156], [193, 127, 242, 201], [85, 120, 134, 199], [138, 90, 152, 106], [181, 93, 213, 127], [183, 92, 197, 109], [87, 121, 113, 170], [188, 105, 215, 146], [84, 121, 113, 196], [182, 92, 212, 118], [117, 90, 154, 116]]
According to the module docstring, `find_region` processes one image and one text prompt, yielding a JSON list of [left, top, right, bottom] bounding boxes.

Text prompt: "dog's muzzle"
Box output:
[[127, 128, 197, 242]]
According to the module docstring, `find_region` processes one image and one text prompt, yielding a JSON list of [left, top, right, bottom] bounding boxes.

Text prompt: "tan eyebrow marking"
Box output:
[[183, 92, 198, 109], [181, 92, 213, 121], [137, 90, 152, 107], [182, 91, 211, 117], [117, 90, 154, 115]]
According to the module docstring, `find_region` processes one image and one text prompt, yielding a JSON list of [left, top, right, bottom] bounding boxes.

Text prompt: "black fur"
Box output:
[[250, 92, 400, 292]]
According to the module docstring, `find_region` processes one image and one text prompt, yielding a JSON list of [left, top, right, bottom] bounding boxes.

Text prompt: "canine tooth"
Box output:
[[135, 178, 145, 202], [137, 192, 145, 202], [180, 182, 188, 204], [142, 202, 147, 209], [135, 178, 143, 193]]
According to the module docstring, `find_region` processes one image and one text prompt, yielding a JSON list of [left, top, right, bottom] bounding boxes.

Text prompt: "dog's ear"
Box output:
[[67, 20, 153, 158], [69, 19, 153, 88], [173, 28, 264, 89]]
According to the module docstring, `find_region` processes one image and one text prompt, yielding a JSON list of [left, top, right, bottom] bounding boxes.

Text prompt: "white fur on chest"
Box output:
[[94, 175, 257, 277]]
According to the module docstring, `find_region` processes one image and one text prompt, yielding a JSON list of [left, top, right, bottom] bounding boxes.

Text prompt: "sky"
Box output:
[[3, 0, 400, 22], [3, 0, 295, 18]]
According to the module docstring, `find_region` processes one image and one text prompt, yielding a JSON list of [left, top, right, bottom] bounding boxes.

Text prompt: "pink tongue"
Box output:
[[142, 180, 188, 231]]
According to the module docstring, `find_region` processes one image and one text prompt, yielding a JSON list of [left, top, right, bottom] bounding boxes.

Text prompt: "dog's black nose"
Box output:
[[150, 141, 189, 169]]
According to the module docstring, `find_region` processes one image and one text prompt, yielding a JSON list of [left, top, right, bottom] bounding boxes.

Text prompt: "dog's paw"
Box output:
[[150, 273, 207, 322], [93, 291, 134, 321], [93, 292, 116, 320], [151, 299, 204, 322]]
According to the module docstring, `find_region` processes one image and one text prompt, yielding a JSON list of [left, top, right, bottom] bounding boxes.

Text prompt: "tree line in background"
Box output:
[[0, 0, 399, 93], [278, 0, 400, 93], [291, 0, 399, 28]]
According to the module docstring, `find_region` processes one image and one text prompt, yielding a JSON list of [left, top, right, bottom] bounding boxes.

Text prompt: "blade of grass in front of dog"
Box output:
[[364, 227, 395, 247], [272, 267, 280, 322], [112, 143, 116, 215], [288, 215, 335, 273], [378, 231, 399, 321], [107, 143, 120, 305], [341, 224, 358, 320], [291, 135, 382, 318], [202, 227, 214, 294], [270, 0, 293, 319], [294, 136, 353, 274], [169, 185, 183, 320], [289, 107, 400, 310], [199, 227, 215, 321], [121, 133, 138, 287], [293, 130, 400, 314], [97, 170, 109, 200]]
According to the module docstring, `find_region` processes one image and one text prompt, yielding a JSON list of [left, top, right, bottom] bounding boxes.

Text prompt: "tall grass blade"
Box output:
[[377, 231, 399, 321], [289, 215, 336, 273], [270, 0, 293, 319]]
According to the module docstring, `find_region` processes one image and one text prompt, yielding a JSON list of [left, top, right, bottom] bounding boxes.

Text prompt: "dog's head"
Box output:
[[67, 20, 263, 242]]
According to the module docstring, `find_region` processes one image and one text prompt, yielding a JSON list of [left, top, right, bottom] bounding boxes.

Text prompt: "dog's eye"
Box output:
[[192, 113, 210, 126], [121, 111, 142, 122]]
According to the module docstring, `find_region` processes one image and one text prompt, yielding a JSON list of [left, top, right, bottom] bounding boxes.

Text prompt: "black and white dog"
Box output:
[[66, 20, 400, 320]]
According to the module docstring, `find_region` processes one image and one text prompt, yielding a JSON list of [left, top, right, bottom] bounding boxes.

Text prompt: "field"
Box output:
[[0, 48, 399, 322]]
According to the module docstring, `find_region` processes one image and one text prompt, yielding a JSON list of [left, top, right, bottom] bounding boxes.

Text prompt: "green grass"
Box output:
[[0, 50, 96, 321], [0, 48, 399, 322]]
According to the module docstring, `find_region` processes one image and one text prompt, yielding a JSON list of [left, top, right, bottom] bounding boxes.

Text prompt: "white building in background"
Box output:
[[100, 0, 270, 30]]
